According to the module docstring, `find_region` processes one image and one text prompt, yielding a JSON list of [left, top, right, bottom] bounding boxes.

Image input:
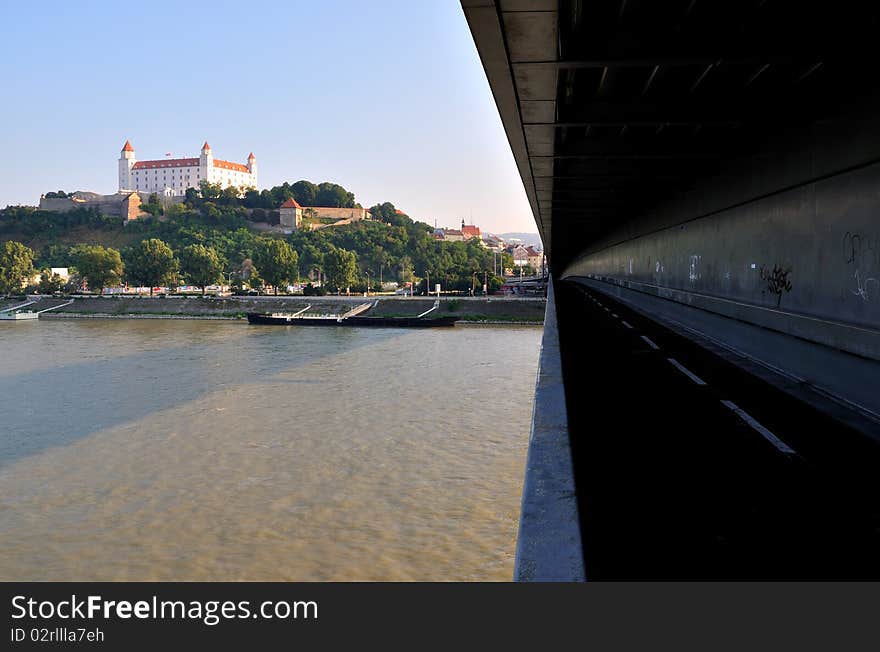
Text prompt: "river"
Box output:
[[0, 320, 540, 581]]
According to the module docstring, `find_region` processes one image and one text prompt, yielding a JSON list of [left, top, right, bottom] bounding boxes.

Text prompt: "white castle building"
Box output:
[[118, 140, 257, 197]]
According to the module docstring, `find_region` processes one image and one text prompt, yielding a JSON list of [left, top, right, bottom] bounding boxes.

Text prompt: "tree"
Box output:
[[242, 188, 262, 209], [397, 255, 413, 285], [298, 241, 324, 280], [164, 202, 190, 220], [140, 193, 163, 217], [0, 241, 35, 294], [373, 246, 389, 286], [199, 180, 223, 201], [252, 239, 298, 295], [184, 187, 200, 206], [240, 258, 262, 292], [368, 202, 411, 226], [291, 180, 318, 206], [324, 247, 358, 294], [258, 189, 274, 209], [302, 282, 326, 296], [37, 269, 65, 294], [124, 238, 178, 296], [220, 185, 242, 204], [316, 182, 355, 208], [71, 244, 123, 295], [487, 274, 505, 293], [180, 244, 224, 295]]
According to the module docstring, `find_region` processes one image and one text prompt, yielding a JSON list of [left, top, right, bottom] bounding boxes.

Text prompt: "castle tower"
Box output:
[[247, 152, 257, 187], [199, 141, 213, 185], [118, 140, 136, 191]]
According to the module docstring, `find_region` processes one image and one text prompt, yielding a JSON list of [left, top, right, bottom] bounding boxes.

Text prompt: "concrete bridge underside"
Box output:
[[463, 0, 880, 579]]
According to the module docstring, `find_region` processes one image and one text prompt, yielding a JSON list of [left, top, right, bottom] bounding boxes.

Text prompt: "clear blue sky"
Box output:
[[0, 0, 536, 234]]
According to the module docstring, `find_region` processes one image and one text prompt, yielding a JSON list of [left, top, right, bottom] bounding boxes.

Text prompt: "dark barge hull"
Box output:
[[246, 312, 457, 327]]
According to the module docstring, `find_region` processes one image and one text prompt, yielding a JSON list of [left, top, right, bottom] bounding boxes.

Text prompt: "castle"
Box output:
[[118, 140, 257, 196]]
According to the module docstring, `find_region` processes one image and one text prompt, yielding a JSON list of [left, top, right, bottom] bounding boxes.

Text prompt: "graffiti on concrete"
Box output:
[[688, 255, 701, 284], [843, 231, 877, 265], [759, 264, 793, 308], [851, 270, 880, 302], [843, 231, 879, 302]]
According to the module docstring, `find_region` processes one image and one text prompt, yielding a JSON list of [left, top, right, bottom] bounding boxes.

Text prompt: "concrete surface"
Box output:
[[514, 280, 586, 581]]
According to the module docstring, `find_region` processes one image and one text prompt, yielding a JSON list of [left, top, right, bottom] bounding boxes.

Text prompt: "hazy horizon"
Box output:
[[0, 1, 537, 234]]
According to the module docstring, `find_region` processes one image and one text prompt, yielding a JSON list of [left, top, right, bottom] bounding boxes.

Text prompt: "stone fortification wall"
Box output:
[[37, 192, 183, 221], [304, 207, 371, 221]]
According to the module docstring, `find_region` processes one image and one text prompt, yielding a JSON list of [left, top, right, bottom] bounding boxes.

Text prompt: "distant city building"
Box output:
[[118, 141, 257, 197], [510, 244, 530, 267], [460, 220, 481, 240], [432, 220, 483, 243], [481, 234, 505, 251], [526, 246, 544, 272], [509, 244, 544, 271]]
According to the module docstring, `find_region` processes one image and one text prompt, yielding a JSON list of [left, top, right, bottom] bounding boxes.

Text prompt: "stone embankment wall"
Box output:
[[36, 295, 546, 322]]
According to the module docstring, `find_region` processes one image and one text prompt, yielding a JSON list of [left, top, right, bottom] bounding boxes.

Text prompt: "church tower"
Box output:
[[118, 140, 136, 191]]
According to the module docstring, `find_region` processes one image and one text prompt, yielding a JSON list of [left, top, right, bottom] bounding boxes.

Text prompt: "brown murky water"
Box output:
[[0, 320, 540, 580]]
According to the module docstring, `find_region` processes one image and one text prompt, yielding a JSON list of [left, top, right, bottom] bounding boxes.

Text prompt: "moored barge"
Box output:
[[246, 300, 456, 327], [246, 312, 457, 327]]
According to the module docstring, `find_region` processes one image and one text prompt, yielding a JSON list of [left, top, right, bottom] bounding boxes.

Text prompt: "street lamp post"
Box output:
[[426, 270, 430, 297], [365, 270, 371, 296]]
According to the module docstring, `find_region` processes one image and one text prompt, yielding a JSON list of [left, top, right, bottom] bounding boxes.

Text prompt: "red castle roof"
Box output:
[[213, 158, 249, 173], [280, 198, 302, 209], [132, 157, 250, 173], [132, 157, 199, 170], [202, 141, 211, 150], [122, 140, 134, 152]]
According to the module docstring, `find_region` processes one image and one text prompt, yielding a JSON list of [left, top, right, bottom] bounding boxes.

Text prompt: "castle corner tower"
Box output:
[[199, 141, 213, 185], [247, 152, 257, 187], [118, 140, 136, 191]]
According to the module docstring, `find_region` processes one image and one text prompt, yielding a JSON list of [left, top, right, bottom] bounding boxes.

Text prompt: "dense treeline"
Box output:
[[182, 179, 358, 212], [0, 205, 119, 238], [1, 180, 512, 295]]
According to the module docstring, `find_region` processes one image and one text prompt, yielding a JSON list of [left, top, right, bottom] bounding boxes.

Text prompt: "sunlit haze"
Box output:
[[0, 0, 535, 234]]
